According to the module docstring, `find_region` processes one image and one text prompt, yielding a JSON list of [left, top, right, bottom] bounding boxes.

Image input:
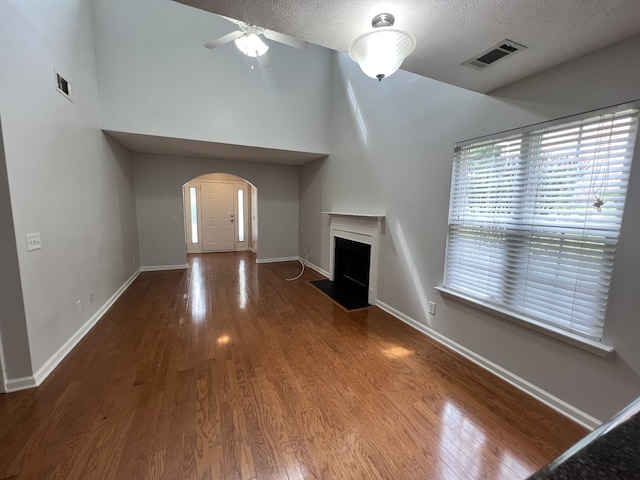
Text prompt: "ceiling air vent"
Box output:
[[463, 40, 527, 70]]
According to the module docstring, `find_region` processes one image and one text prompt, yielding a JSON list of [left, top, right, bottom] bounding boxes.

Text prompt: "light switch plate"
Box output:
[[428, 301, 436, 315], [26, 233, 42, 251]]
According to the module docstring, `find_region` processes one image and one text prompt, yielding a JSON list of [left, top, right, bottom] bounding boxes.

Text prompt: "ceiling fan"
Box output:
[[204, 18, 308, 68]]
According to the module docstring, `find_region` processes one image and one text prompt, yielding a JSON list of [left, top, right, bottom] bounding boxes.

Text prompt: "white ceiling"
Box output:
[[172, 0, 640, 94]]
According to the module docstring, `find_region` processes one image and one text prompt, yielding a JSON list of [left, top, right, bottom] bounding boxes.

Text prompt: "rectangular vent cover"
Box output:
[[55, 70, 73, 101], [463, 40, 527, 70]]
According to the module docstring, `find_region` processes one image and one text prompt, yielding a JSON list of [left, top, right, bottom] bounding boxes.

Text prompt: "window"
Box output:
[[237, 189, 245, 243], [443, 104, 639, 341], [189, 186, 198, 244]]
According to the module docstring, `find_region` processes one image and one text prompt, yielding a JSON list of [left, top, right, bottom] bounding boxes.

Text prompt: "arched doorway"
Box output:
[[182, 173, 258, 254]]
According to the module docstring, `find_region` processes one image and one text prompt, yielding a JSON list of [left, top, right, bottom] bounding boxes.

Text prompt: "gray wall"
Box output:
[[0, 116, 31, 382], [133, 154, 299, 266], [91, 0, 332, 268], [91, 0, 332, 156], [299, 36, 640, 422], [0, 1, 140, 376]]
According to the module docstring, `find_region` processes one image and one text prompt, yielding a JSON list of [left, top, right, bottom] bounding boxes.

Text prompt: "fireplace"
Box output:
[[333, 237, 371, 304], [326, 212, 384, 305], [310, 213, 384, 309]]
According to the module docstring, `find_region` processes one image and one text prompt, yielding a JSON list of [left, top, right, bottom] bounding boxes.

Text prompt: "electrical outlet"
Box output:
[[26, 233, 42, 251], [89, 290, 94, 304], [428, 301, 436, 315], [76, 300, 82, 314], [170, 215, 176, 222]]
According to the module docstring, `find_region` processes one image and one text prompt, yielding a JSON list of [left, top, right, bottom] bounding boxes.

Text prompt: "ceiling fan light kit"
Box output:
[[204, 18, 308, 69], [349, 13, 416, 81], [234, 33, 269, 57]]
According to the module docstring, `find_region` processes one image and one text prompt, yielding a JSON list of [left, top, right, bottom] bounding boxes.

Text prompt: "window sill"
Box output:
[[434, 286, 614, 357]]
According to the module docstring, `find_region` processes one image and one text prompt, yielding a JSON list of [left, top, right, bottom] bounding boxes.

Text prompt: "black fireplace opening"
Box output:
[[334, 237, 371, 299], [310, 237, 372, 310]]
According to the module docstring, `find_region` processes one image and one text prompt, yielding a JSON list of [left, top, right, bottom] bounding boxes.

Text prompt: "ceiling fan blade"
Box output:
[[219, 15, 245, 27], [204, 30, 244, 49], [258, 52, 271, 68], [263, 29, 308, 50]]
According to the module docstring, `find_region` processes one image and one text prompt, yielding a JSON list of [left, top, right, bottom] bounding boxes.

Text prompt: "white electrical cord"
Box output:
[[286, 253, 312, 281]]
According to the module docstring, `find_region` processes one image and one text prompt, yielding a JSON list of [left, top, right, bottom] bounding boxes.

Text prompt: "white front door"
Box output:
[[201, 181, 234, 252]]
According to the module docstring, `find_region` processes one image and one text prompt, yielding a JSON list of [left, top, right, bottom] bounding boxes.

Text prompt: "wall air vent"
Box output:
[[463, 40, 527, 70], [55, 70, 73, 101]]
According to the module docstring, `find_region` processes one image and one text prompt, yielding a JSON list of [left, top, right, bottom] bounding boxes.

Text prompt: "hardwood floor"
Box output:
[[0, 251, 587, 479]]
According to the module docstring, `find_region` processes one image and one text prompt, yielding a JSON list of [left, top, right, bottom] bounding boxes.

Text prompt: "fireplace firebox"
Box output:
[[334, 237, 371, 301]]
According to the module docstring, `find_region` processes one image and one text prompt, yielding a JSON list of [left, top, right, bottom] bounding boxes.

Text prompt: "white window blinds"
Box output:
[[444, 105, 639, 341]]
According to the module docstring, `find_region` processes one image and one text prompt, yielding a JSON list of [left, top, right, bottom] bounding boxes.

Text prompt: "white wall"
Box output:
[[0, 1, 139, 377], [299, 35, 640, 422], [133, 153, 299, 266], [91, 0, 332, 156]]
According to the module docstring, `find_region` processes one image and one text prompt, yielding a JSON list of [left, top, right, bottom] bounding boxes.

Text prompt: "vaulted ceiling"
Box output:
[[172, 0, 640, 93]]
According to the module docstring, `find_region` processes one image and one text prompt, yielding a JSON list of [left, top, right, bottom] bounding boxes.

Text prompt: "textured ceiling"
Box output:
[[172, 0, 640, 93]]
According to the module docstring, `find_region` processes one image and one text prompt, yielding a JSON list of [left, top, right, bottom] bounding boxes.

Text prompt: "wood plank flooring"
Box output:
[[0, 251, 587, 479]]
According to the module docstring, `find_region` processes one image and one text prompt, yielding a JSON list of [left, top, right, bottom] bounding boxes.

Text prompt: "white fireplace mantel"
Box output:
[[324, 212, 385, 305], [323, 212, 385, 220]]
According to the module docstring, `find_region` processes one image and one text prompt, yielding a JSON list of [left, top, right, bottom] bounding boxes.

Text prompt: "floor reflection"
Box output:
[[440, 402, 487, 479], [498, 450, 531, 479], [238, 258, 247, 309], [381, 344, 413, 359], [189, 257, 206, 323], [439, 401, 533, 479]]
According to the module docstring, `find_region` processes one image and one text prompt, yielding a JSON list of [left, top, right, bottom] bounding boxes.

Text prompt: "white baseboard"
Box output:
[[4, 269, 142, 393], [256, 256, 299, 264], [299, 257, 329, 278], [140, 264, 189, 272], [5, 376, 37, 392], [376, 300, 601, 430]]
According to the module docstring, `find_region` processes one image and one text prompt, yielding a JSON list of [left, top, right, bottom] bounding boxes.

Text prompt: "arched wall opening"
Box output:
[[183, 173, 258, 255], [133, 153, 299, 268]]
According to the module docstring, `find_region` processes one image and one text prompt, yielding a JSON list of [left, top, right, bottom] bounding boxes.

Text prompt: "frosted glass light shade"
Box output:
[[235, 33, 269, 57], [349, 28, 416, 80]]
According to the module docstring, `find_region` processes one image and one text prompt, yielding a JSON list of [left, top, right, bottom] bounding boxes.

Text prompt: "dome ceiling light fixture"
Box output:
[[348, 13, 416, 81]]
